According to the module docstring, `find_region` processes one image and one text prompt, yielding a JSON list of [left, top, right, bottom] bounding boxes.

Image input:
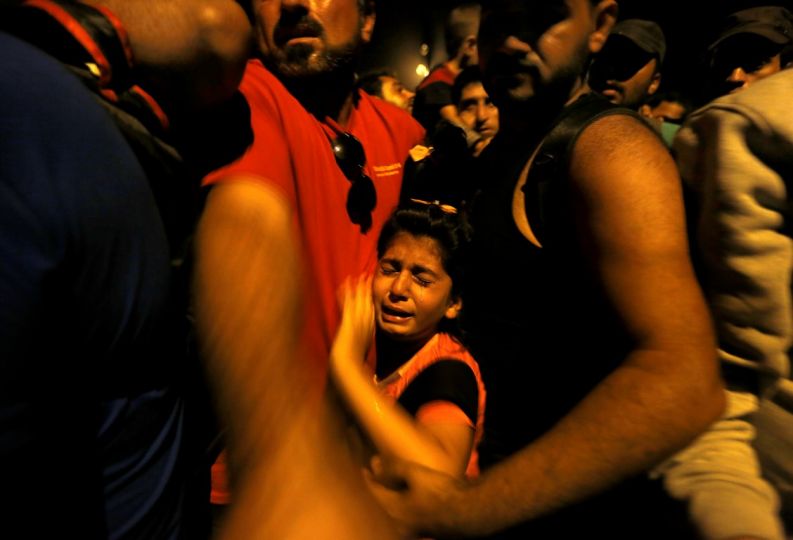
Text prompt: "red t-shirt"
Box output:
[[204, 60, 425, 381]]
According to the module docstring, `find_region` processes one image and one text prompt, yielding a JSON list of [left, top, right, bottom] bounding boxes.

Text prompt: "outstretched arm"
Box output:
[[371, 116, 725, 537], [194, 180, 397, 539], [330, 276, 474, 477]]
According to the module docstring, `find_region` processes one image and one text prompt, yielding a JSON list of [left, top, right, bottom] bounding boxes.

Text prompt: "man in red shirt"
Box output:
[[203, 0, 424, 379], [413, 2, 481, 137], [194, 0, 422, 537]]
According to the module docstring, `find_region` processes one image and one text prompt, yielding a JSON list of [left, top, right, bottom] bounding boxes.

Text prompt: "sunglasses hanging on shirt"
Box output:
[[322, 117, 377, 233]]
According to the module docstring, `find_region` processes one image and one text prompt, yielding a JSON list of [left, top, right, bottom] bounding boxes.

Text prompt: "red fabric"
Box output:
[[24, 0, 114, 87], [379, 333, 486, 477], [416, 63, 456, 91], [204, 60, 424, 382], [210, 450, 230, 505]]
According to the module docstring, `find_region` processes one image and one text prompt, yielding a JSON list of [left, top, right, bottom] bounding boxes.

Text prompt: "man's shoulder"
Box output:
[[527, 95, 646, 174], [357, 90, 425, 139], [360, 91, 420, 122], [238, 59, 299, 111], [560, 96, 659, 162], [416, 64, 456, 91]]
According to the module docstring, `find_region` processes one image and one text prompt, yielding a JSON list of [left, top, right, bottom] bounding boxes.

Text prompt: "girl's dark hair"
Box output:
[[377, 203, 473, 296], [377, 200, 473, 294]]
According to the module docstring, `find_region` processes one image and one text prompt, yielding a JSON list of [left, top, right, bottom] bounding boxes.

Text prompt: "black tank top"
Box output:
[[463, 94, 640, 466]]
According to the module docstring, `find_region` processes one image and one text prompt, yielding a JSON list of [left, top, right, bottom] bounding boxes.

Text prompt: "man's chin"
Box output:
[[266, 47, 326, 78], [264, 42, 360, 82]]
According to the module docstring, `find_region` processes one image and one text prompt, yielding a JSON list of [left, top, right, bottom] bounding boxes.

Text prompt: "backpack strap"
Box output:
[[522, 94, 642, 246]]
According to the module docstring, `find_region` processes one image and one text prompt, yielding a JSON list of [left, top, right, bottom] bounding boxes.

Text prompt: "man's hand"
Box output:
[[365, 457, 470, 538]]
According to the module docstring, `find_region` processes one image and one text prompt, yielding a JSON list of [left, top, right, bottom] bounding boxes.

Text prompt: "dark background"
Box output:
[[361, 0, 793, 106]]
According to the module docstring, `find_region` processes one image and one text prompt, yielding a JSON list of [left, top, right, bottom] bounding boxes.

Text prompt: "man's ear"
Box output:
[[445, 296, 463, 320], [463, 35, 478, 57], [588, 0, 618, 54], [647, 71, 661, 96], [361, 1, 376, 44]]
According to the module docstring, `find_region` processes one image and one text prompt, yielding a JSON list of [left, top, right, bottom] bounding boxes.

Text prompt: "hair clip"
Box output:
[[409, 198, 458, 215]]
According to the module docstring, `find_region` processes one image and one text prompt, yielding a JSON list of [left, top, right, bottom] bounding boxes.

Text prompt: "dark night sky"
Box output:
[[361, 0, 793, 106]]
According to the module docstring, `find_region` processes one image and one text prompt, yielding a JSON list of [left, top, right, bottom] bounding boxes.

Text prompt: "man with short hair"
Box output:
[[358, 69, 415, 112], [195, 0, 422, 536], [707, 6, 793, 98], [369, 0, 725, 538], [638, 90, 692, 145], [586, 18, 665, 109], [452, 66, 499, 156], [639, 90, 690, 123], [412, 2, 481, 133]]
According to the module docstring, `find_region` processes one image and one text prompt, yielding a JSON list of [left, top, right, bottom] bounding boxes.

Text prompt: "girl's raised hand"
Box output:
[[332, 274, 375, 362]]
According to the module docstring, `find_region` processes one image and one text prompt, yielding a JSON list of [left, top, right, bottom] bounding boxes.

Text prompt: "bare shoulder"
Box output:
[[568, 113, 681, 206], [202, 178, 293, 234], [575, 114, 671, 168]]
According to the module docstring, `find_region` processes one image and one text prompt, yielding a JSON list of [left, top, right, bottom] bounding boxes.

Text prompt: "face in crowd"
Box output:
[[253, 0, 375, 79], [478, 0, 613, 113], [373, 232, 461, 343], [458, 81, 499, 143], [587, 36, 660, 108], [641, 99, 686, 123], [709, 34, 785, 96], [379, 75, 415, 112]]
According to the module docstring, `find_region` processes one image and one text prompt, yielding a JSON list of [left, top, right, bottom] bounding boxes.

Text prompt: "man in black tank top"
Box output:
[[369, 1, 726, 538]]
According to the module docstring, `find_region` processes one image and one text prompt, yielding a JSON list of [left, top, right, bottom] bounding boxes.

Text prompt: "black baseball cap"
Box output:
[[611, 19, 666, 63], [709, 6, 793, 51]]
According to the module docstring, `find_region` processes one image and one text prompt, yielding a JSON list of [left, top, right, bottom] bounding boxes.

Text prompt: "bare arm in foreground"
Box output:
[[194, 180, 398, 539]]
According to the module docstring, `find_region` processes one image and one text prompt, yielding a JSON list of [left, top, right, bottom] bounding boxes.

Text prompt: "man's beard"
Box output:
[[261, 36, 363, 118], [485, 48, 588, 134], [263, 38, 361, 83]]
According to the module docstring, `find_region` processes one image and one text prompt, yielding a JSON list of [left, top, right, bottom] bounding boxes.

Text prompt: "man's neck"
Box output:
[[566, 78, 590, 105], [501, 76, 588, 140], [280, 70, 358, 125], [444, 58, 463, 77]]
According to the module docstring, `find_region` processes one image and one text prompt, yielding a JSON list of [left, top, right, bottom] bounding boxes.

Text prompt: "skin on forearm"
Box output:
[[194, 180, 397, 539], [448, 348, 725, 536], [219, 395, 400, 540], [194, 179, 308, 483], [330, 347, 473, 478]]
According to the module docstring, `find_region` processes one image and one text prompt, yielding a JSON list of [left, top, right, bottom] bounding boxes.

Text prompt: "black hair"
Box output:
[[376, 202, 473, 337], [781, 41, 793, 67], [444, 2, 481, 58], [357, 68, 395, 98], [451, 65, 485, 106], [360, 0, 376, 17], [643, 89, 693, 115]]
